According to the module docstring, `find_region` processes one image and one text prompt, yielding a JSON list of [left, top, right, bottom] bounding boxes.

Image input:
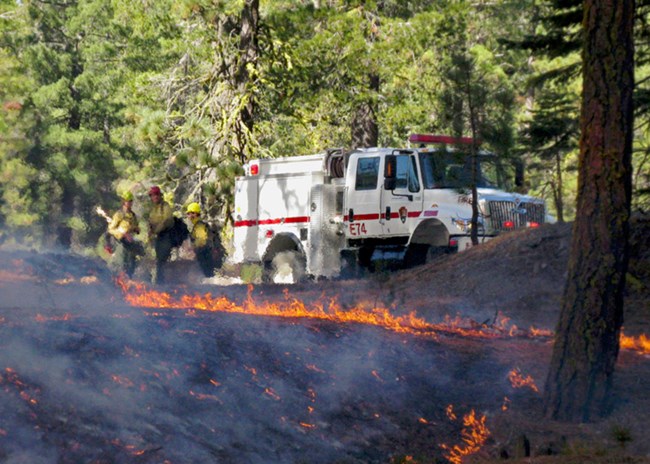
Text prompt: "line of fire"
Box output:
[[1, 252, 648, 463]]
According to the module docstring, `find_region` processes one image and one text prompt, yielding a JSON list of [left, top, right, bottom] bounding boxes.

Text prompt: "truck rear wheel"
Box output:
[[264, 251, 306, 284]]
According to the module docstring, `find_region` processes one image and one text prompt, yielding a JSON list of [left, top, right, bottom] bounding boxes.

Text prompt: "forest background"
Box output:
[[0, 0, 649, 253]]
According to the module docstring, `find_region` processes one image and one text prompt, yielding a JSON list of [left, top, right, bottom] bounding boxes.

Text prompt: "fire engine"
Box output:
[[232, 134, 548, 282]]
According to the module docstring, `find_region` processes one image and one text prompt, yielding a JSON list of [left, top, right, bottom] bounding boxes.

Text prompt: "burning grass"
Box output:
[[116, 276, 555, 343], [0, 243, 649, 463], [116, 276, 650, 356]]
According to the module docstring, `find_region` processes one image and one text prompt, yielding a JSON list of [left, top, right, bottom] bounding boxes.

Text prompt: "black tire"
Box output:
[[405, 244, 448, 268], [404, 243, 429, 268]]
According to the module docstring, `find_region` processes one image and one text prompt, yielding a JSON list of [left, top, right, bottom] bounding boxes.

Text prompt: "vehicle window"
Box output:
[[408, 156, 420, 192], [418, 150, 497, 189], [395, 155, 420, 192], [355, 157, 380, 190], [419, 154, 437, 189]]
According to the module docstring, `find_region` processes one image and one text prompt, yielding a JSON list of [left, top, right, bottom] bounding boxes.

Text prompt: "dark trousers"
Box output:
[[154, 232, 173, 284], [195, 246, 215, 278], [120, 239, 144, 278]]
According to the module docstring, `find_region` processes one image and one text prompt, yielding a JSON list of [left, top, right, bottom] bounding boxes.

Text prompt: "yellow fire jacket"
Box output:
[[148, 202, 174, 236], [108, 210, 139, 241], [189, 217, 211, 249]]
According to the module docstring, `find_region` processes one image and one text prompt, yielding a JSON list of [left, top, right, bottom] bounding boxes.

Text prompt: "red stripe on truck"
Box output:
[[234, 216, 310, 227]]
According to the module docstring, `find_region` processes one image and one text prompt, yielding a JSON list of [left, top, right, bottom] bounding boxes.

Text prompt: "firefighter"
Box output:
[[147, 185, 174, 284], [107, 191, 144, 278], [185, 202, 217, 278]]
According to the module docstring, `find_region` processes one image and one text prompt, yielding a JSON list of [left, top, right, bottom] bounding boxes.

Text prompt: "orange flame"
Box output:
[[115, 278, 552, 341], [114, 278, 650, 358], [620, 333, 650, 355], [507, 368, 539, 393], [501, 396, 510, 411], [440, 408, 490, 464], [35, 313, 73, 322], [264, 387, 281, 401], [445, 404, 457, 421], [189, 390, 223, 403], [0, 368, 40, 406]]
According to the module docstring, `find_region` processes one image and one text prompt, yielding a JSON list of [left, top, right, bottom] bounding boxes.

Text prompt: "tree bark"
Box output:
[[234, 0, 259, 163], [351, 74, 379, 148], [543, 0, 634, 422]]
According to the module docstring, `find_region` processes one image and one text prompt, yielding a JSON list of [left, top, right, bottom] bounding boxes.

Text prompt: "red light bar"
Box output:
[[250, 163, 259, 175], [503, 220, 515, 229], [409, 134, 479, 145]]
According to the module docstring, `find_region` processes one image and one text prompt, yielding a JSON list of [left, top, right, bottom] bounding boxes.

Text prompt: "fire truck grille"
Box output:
[[487, 200, 545, 232]]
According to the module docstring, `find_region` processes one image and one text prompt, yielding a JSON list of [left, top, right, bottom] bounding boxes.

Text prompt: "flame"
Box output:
[[111, 375, 135, 388], [507, 368, 539, 393], [445, 404, 457, 421], [306, 364, 325, 373], [440, 408, 490, 464], [35, 313, 73, 322], [620, 333, 650, 355], [264, 387, 281, 401], [189, 390, 223, 403], [501, 396, 510, 411], [54, 275, 99, 285], [116, 278, 553, 341], [0, 368, 41, 407]]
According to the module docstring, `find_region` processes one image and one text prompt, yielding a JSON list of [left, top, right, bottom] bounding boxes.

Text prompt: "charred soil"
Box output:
[[0, 216, 648, 463]]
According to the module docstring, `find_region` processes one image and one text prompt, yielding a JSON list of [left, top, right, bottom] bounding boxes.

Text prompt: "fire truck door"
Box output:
[[344, 155, 382, 238], [381, 153, 422, 237]]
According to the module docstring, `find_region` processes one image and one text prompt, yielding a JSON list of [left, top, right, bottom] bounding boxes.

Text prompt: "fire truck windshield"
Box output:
[[418, 150, 499, 190]]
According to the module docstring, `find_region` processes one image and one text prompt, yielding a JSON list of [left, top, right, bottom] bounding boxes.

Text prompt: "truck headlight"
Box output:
[[452, 217, 471, 232]]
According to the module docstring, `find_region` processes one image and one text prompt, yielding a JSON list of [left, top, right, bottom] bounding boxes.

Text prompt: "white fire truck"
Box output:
[[232, 134, 548, 282]]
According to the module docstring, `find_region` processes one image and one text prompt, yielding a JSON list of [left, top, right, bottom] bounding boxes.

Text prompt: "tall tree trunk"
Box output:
[[543, 0, 634, 422], [234, 0, 259, 163], [351, 4, 380, 149], [554, 151, 565, 223], [351, 74, 379, 148]]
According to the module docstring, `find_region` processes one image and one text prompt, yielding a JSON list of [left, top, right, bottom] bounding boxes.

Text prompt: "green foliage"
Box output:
[[2, 0, 648, 251]]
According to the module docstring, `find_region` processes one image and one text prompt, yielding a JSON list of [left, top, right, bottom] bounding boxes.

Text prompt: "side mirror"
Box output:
[[384, 155, 396, 190]]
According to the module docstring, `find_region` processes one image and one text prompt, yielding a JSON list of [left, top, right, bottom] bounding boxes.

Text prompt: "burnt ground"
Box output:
[[0, 215, 648, 463]]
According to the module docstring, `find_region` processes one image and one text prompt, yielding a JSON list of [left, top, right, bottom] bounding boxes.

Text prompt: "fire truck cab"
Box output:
[[232, 135, 548, 282]]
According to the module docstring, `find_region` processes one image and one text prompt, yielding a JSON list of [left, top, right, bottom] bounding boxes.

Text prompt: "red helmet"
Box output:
[[149, 185, 162, 196]]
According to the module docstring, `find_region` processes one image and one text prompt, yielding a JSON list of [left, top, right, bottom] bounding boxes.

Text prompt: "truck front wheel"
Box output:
[[404, 244, 448, 268]]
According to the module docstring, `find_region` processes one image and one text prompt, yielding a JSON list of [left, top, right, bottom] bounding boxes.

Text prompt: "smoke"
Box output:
[[0, 249, 528, 463]]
